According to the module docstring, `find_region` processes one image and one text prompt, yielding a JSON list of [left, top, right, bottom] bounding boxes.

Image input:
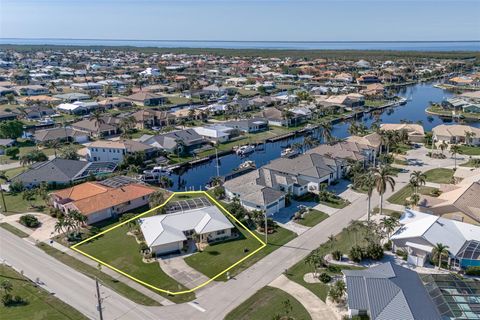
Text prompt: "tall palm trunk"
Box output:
[[379, 193, 383, 216]]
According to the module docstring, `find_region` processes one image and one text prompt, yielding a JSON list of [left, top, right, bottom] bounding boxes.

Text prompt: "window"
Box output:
[[217, 230, 226, 235]]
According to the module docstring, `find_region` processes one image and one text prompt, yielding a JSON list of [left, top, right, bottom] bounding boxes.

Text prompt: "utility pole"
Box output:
[[95, 278, 104, 320]]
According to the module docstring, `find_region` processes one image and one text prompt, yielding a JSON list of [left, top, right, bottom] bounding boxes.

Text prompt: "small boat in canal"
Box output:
[[281, 148, 300, 158], [235, 145, 255, 156]]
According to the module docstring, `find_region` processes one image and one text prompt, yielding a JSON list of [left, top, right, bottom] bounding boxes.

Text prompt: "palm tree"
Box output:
[[282, 110, 294, 128], [319, 122, 333, 143], [355, 170, 376, 221], [91, 110, 105, 128], [372, 166, 396, 216], [304, 252, 324, 277], [450, 144, 462, 170], [439, 141, 448, 154], [409, 170, 426, 195], [410, 193, 420, 208], [381, 216, 399, 239], [465, 131, 476, 146], [303, 136, 318, 151], [432, 243, 449, 269]]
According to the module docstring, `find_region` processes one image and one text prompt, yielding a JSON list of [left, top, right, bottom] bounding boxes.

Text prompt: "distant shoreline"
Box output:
[[0, 38, 479, 53]]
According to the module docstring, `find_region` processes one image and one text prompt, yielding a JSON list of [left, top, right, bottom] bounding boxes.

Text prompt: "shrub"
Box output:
[[139, 241, 149, 253], [366, 242, 384, 260], [19, 214, 40, 228], [9, 181, 24, 193], [349, 245, 364, 263], [5, 146, 19, 159], [327, 264, 341, 273], [465, 266, 480, 276], [318, 273, 332, 283], [383, 240, 393, 251], [396, 249, 408, 261], [332, 250, 343, 261]]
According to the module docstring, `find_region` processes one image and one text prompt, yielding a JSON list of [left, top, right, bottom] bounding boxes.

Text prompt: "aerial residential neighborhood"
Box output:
[[0, 1, 479, 320]]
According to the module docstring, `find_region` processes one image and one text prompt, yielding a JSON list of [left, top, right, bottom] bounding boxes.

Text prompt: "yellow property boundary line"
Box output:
[[70, 191, 266, 295]]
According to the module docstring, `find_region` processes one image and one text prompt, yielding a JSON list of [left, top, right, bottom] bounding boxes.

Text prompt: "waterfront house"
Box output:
[[86, 139, 156, 163], [57, 101, 100, 115], [223, 118, 268, 133], [391, 209, 480, 269], [432, 124, 480, 146], [15, 85, 49, 96], [344, 262, 441, 320], [192, 125, 237, 143], [139, 129, 206, 155], [380, 123, 425, 143], [53, 92, 90, 103], [139, 205, 234, 256], [50, 179, 156, 224]]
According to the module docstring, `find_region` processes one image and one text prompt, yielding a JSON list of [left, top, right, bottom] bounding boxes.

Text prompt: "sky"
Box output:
[[1, 0, 479, 41]]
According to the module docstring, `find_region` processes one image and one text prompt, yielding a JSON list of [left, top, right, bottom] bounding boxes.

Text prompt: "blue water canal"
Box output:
[[169, 82, 480, 191]]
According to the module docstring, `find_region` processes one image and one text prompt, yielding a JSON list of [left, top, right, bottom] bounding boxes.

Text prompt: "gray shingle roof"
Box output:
[[12, 158, 89, 185]]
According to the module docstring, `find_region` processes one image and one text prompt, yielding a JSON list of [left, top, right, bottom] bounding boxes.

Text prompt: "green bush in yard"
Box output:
[[332, 250, 343, 261], [465, 266, 480, 276], [366, 242, 384, 260], [318, 273, 332, 283], [349, 245, 364, 263], [5, 146, 19, 159], [19, 214, 40, 228]]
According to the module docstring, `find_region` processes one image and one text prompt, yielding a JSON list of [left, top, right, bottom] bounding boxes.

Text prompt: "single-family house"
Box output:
[[139, 129, 206, 155], [34, 127, 89, 144], [50, 179, 156, 224], [126, 92, 167, 106], [139, 204, 234, 256], [86, 139, 156, 163], [344, 262, 440, 320], [380, 123, 425, 143], [391, 209, 480, 269], [131, 109, 175, 130], [432, 124, 480, 146]]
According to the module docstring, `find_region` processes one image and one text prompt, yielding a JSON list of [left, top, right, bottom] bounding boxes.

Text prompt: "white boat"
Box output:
[[237, 160, 256, 170], [281, 148, 300, 158], [236, 145, 255, 155]]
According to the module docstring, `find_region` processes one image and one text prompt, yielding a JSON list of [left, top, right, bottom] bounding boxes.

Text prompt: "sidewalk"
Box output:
[[47, 240, 174, 306], [269, 274, 339, 320]]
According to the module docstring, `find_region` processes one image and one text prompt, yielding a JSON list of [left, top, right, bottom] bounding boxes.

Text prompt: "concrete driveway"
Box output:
[[159, 255, 210, 290]]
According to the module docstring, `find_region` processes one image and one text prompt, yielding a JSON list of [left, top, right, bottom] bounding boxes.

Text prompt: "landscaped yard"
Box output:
[[460, 159, 480, 168], [295, 209, 329, 227], [37, 243, 161, 306], [75, 219, 195, 303], [458, 145, 480, 156], [0, 264, 87, 320], [387, 185, 438, 206], [3, 192, 45, 215], [185, 225, 296, 280], [424, 168, 454, 184], [319, 198, 349, 209], [224, 286, 311, 320], [286, 223, 368, 301]]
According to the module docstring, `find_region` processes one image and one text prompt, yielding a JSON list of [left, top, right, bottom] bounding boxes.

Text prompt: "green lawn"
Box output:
[[224, 286, 312, 320], [76, 221, 195, 303], [424, 168, 454, 184], [286, 223, 368, 301], [319, 198, 349, 209], [458, 145, 480, 156], [0, 264, 87, 320], [4, 166, 27, 179], [0, 222, 30, 237], [185, 226, 296, 280], [387, 185, 438, 206], [2, 192, 45, 215], [37, 243, 161, 306], [460, 159, 480, 168], [295, 210, 329, 227]]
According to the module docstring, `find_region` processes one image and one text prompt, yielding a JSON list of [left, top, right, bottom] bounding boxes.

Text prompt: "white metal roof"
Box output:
[[139, 205, 234, 247]]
